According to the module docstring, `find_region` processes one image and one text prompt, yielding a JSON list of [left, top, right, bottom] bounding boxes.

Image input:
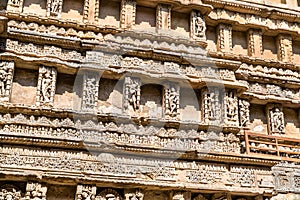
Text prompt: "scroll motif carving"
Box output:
[[217, 24, 232, 52], [96, 189, 121, 200], [202, 88, 221, 124], [76, 185, 97, 200], [247, 29, 263, 57], [24, 182, 47, 200], [36, 66, 57, 107], [120, 0, 136, 29], [82, 71, 100, 111], [0, 61, 14, 102], [156, 4, 171, 30], [123, 77, 141, 112], [190, 10, 206, 40], [277, 34, 293, 62], [267, 104, 285, 134], [239, 99, 250, 127], [47, 0, 62, 17], [164, 83, 180, 120], [224, 90, 238, 126], [0, 184, 22, 200], [125, 190, 144, 200]]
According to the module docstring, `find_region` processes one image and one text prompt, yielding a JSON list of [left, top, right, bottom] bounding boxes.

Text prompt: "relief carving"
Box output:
[[125, 190, 143, 200], [224, 89, 238, 126], [277, 34, 293, 63], [24, 182, 47, 200], [202, 88, 221, 124], [47, 0, 62, 17], [156, 4, 171, 30], [96, 189, 121, 200], [190, 10, 206, 40], [217, 24, 232, 52], [121, 0, 136, 29], [247, 29, 263, 57], [82, 71, 100, 111], [267, 104, 285, 134], [36, 66, 57, 107], [0, 184, 22, 200], [0, 61, 14, 102], [76, 185, 97, 200], [239, 99, 250, 127], [164, 83, 180, 120], [123, 76, 141, 112]]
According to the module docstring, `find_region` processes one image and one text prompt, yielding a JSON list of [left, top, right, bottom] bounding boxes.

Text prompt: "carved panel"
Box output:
[[120, 0, 136, 29], [96, 189, 122, 200], [0, 184, 22, 200], [239, 99, 250, 127], [201, 88, 221, 124], [277, 34, 293, 63], [81, 70, 100, 111], [123, 76, 141, 113], [164, 83, 180, 120], [46, 0, 63, 17], [0, 61, 14, 102], [190, 10, 206, 40], [156, 4, 171, 30], [224, 89, 238, 126], [125, 190, 144, 200], [267, 104, 285, 134], [217, 24, 232, 52], [76, 185, 97, 200], [25, 182, 47, 200], [247, 29, 263, 57], [36, 66, 57, 107]]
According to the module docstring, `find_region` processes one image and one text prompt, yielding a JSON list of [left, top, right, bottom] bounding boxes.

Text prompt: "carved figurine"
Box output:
[[0, 64, 10, 97], [239, 99, 250, 127], [124, 77, 140, 112], [36, 66, 56, 106], [191, 10, 206, 39], [270, 106, 285, 133], [165, 85, 179, 119]]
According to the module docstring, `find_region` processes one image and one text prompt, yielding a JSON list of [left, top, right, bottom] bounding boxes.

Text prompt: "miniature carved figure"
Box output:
[[202, 88, 221, 122], [224, 90, 238, 125], [124, 77, 140, 112], [0, 185, 22, 200], [239, 99, 250, 127], [0, 64, 10, 97], [165, 84, 179, 119], [82, 73, 99, 111], [76, 185, 96, 200], [191, 10, 206, 39], [270, 106, 285, 134], [36, 66, 56, 106]]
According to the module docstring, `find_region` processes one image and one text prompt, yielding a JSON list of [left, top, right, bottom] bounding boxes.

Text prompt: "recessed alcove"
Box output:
[[99, 0, 120, 28], [23, 0, 46, 16], [232, 30, 248, 56], [180, 88, 200, 123], [262, 35, 277, 60], [140, 84, 163, 118], [62, 0, 84, 22], [135, 5, 156, 30], [171, 11, 190, 37]]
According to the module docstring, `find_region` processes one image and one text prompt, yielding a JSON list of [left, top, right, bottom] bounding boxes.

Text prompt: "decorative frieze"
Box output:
[[76, 185, 97, 200], [239, 99, 250, 127], [247, 29, 263, 57], [120, 0, 136, 29], [81, 70, 100, 111], [190, 10, 206, 40], [46, 0, 63, 17], [267, 104, 285, 134], [224, 89, 238, 126], [164, 83, 180, 120], [36, 66, 57, 107], [123, 76, 141, 113], [0, 61, 14, 102], [156, 4, 171, 30], [277, 34, 293, 63], [25, 182, 47, 200], [202, 87, 222, 124], [217, 24, 232, 52]]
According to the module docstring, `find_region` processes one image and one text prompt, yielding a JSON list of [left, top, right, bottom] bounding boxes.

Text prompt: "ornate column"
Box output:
[[75, 185, 97, 200], [125, 190, 144, 200], [0, 61, 14, 102], [172, 191, 191, 200], [190, 10, 206, 40], [164, 83, 180, 120], [46, 0, 63, 17], [81, 70, 100, 111], [217, 24, 232, 53], [36, 66, 57, 107], [267, 104, 285, 134], [201, 87, 221, 124], [120, 0, 136, 29], [223, 89, 238, 126], [123, 76, 141, 114], [239, 99, 250, 127], [247, 29, 263, 57], [83, 0, 100, 23], [277, 34, 293, 62], [7, 0, 24, 13], [24, 182, 47, 200], [156, 4, 171, 30]]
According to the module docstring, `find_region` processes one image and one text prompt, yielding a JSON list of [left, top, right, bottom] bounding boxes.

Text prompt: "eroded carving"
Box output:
[[123, 76, 141, 112], [191, 10, 206, 40], [24, 182, 47, 200], [76, 185, 96, 200], [0, 184, 22, 200]]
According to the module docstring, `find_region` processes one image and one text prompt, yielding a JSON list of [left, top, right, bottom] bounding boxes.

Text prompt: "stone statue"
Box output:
[[0, 63, 10, 97], [191, 10, 206, 39], [239, 99, 250, 127], [124, 77, 140, 112], [270, 106, 285, 133], [36, 66, 56, 106], [224, 90, 238, 125], [165, 84, 179, 119]]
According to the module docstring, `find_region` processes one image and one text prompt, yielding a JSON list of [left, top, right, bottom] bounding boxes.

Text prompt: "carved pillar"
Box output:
[[224, 89, 238, 126], [267, 104, 285, 134], [164, 83, 180, 120], [25, 182, 47, 200], [0, 184, 22, 199], [125, 190, 144, 200], [36, 66, 57, 107], [120, 0, 136, 29], [202, 87, 221, 124], [172, 191, 191, 200], [81, 70, 100, 111], [7, 0, 24, 13], [83, 0, 100, 23], [247, 29, 263, 57], [46, 0, 63, 17], [123, 76, 141, 113], [277, 34, 293, 62], [239, 99, 250, 127], [75, 185, 97, 200], [190, 10, 206, 40], [156, 4, 171, 30], [217, 24, 232, 52], [0, 61, 14, 102]]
